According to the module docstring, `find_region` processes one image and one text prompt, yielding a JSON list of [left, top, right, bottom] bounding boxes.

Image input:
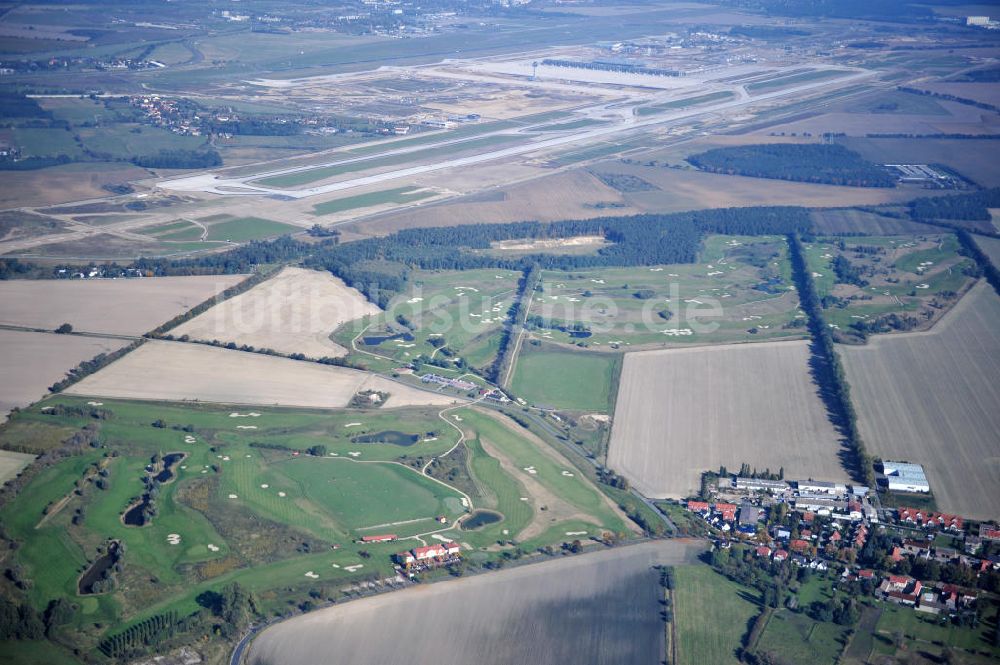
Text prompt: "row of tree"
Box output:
[[787, 234, 874, 487]]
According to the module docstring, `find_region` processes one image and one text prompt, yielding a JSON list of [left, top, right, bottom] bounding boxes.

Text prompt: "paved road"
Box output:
[[160, 68, 877, 198]]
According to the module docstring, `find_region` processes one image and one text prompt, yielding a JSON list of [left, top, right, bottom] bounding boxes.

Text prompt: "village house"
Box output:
[[879, 575, 923, 605]]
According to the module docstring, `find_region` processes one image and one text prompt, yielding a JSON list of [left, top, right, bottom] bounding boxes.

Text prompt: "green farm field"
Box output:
[[674, 565, 761, 665], [524, 235, 803, 350], [509, 344, 619, 413]]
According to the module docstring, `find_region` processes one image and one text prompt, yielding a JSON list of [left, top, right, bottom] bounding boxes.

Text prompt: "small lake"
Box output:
[[351, 431, 419, 447], [122, 496, 152, 526], [78, 541, 120, 594], [153, 452, 186, 483], [460, 510, 503, 530]]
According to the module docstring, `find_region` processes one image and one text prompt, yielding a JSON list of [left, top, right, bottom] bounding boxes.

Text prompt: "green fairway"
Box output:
[[0, 389, 637, 661], [456, 409, 625, 534], [523, 235, 802, 349], [275, 457, 465, 534], [312, 186, 434, 216], [510, 345, 619, 412], [674, 565, 761, 665], [351, 267, 522, 373], [203, 217, 300, 242], [802, 234, 975, 338]]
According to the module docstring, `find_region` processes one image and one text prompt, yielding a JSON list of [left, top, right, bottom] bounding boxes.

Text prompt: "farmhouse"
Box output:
[[879, 575, 923, 605], [880, 461, 930, 493]]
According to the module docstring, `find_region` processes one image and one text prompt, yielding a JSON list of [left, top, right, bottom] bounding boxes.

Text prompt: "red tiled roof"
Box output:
[[361, 534, 397, 543]]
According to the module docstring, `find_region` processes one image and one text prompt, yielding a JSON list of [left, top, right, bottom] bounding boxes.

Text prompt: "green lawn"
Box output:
[[203, 217, 300, 242], [510, 345, 619, 412], [755, 610, 848, 665], [312, 186, 434, 216], [874, 603, 1000, 657], [674, 565, 761, 665]]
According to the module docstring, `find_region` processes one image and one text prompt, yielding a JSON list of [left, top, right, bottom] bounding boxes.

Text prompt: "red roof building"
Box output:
[[790, 539, 810, 553], [756, 546, 772, 557], [686, 501, 710, 513], [412, 542, 461, 561], [361, 534, 398, 543], [773, 549, 789, 562], [715, 503, 737, 521]]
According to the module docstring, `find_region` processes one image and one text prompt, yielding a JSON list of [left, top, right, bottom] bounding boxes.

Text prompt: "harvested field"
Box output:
[[172, 268, 379, 358], [594, 164, 916, 211], [916, 82, 1000, 109], [65, 341, 459, 409], [811, 209, 939, 235], [0, 450, 36, 483], [0, 329, 128, 422], [0, 162, 148, 209], [353, 170, 635, 235], [837, 137, 1000, 188], [974, 234, 1000, 268], [247, 540, 705, 665], [0, 275, 247, 336], [839, 281, 1000, 519], [608, 340, 847, 498]]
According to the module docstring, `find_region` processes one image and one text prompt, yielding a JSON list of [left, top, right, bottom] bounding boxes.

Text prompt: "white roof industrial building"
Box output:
[[881, 461, 930, 493]]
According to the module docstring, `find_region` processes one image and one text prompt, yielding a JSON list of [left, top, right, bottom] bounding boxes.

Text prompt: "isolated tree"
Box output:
[[55, 323, 73, 334]]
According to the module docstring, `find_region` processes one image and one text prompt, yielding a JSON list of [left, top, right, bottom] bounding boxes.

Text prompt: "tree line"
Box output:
[[910, 188, 1000, 222], [787, 234, 874, 487]]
